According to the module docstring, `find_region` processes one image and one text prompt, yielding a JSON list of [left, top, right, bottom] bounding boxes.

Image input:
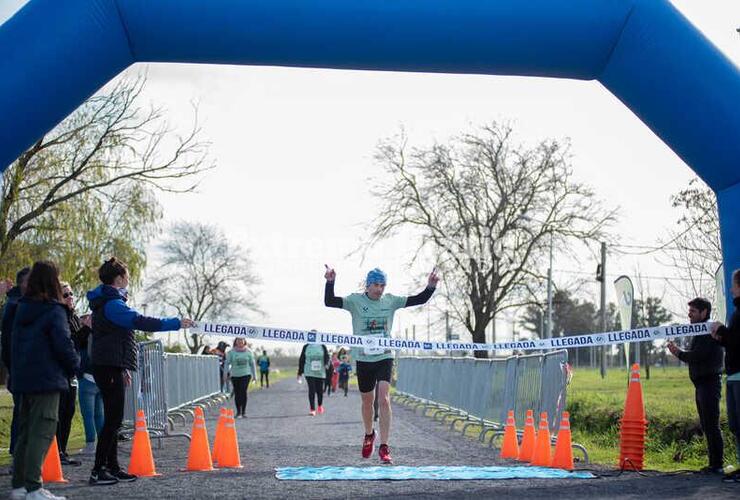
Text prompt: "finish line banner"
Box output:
[[191, 321, 713, 352]]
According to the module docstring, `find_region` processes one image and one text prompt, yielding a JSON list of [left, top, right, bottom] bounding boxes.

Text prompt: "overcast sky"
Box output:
[[2, 1, 739, 353]]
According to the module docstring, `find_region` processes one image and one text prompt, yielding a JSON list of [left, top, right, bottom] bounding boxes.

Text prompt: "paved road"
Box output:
[[1, 379, 736, 499]]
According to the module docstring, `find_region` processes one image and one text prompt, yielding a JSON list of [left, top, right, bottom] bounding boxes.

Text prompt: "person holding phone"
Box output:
[[323, 265, 438, 464]]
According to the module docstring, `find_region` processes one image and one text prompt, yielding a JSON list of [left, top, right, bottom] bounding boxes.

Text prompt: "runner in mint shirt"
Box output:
[[324, 265, 438, 464]]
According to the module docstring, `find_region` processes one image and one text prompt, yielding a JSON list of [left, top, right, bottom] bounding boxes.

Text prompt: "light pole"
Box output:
[[546, 232, 553, 339]]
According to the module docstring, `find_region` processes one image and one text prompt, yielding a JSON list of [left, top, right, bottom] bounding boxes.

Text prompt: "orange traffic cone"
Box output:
[[128, 410, 160, 476], [618, 364, 647, 470], [499, 410, 519, 459], [216, 409, 242, 468], [212, 407, 227, 465], [531, 412, 552, 467], [185, 406, 213, 471], [551, 411, 573, 470], [41, 436, 67, 483], [517, 409, 536, 462]]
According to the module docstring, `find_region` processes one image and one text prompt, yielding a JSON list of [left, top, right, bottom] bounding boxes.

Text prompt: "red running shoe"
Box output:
[[361, 430, 376, 458], [378, 444, 393, 464], [317, 405, 325, 415]]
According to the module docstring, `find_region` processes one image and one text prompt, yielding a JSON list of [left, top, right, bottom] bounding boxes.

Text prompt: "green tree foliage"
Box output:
[[0, 76, 210, 300]]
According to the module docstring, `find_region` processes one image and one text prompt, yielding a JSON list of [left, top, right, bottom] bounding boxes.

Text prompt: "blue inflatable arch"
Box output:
[[1, 0, 739, 312]]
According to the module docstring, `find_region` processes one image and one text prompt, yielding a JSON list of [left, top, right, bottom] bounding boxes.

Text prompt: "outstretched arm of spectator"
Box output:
[[104, 299, 181, 332]]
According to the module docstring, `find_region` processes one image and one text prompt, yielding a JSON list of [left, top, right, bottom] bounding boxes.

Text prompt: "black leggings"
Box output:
[[260, 370, 269, 387], [56, 383, 77, 453], [92, 366, 125, 472], [232, 375, 251, 415], [306, 377, 324, 410]]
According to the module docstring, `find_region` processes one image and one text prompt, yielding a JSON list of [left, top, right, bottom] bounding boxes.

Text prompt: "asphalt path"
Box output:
[[1, 378, 736, 499]]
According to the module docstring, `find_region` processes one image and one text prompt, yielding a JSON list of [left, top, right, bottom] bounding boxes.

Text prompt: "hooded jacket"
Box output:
[[10, 298, 79, 393], [716, 297, 740, 376], [87, 285, 180, 370], [1, 285, 22, 371]]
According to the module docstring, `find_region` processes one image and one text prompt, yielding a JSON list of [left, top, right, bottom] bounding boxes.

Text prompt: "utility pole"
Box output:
[[599, 242, 607, 379], [546, 232, 553, 339], [445, 312, 450, 342], [427, 306, 431, 342]]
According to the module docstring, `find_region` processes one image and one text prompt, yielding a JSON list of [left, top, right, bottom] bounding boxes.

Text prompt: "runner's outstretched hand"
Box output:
[[427, 268, 439, 288], [324, 264, 336, 282]]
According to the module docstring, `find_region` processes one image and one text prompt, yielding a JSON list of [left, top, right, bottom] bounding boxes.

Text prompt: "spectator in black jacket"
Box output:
[[86, 257, 194, 486], [54, 282, 85, 466], [712, 269, 740, 482], [1, 266, 30, 457], [10, 261, 79, 500], [667, 297, 724, 474]]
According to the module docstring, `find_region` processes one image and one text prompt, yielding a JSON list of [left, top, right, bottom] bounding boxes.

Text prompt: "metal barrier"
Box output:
[[394, 350, 588, 463], [122, 340, 227, 440], [164, 351, 224, 426]]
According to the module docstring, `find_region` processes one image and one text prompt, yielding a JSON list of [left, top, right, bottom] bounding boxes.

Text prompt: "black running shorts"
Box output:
[[356, 358, 394, 393]]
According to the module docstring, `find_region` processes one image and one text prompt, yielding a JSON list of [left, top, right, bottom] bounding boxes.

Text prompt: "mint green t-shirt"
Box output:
[[303, 344, 326, 378], [342, 292, 407, 363], [226, 349, 255, 378]]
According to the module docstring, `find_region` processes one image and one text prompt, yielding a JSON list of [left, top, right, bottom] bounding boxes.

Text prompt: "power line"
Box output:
[[552, 268, 708, 283]]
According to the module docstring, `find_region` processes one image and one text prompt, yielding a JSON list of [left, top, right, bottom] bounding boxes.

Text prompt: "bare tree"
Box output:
[[658, 178, 721, 300], [0, 75, 211, 284], [147, 221, 261, 353], [367, 122, 616, 357]]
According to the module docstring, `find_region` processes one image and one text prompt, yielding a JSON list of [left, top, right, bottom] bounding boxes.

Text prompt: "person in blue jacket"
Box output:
[[10, 260, 79, 500], [86, 257, 194, 486]]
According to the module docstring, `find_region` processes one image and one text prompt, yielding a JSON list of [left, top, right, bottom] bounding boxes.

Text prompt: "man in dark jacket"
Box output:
[[712, 269, 740, 482], [1, 266, 30, 456], [667, 297, 724, 474], [86, 257, 193, 486]]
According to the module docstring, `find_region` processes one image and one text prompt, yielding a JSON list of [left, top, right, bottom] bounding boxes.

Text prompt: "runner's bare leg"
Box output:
[[377, 381, 392, 444]]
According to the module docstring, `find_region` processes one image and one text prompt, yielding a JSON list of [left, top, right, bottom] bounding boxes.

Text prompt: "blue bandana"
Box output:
[[366, 268, 387, 285]]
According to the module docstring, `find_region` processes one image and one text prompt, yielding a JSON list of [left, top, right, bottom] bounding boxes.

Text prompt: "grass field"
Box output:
[[566, 366, 736, 471]]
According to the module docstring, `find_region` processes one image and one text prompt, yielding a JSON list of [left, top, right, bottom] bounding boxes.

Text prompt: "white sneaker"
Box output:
[[26, 489, 66, 500], [9, 487, 26, 499], [81, 442, 96, 454]]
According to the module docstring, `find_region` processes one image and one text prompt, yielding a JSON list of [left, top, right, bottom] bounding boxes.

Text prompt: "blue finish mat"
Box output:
[[275, 466, 595, 481]]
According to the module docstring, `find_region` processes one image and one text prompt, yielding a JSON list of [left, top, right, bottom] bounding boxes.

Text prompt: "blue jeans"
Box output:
[[78, 376, 104, 443]]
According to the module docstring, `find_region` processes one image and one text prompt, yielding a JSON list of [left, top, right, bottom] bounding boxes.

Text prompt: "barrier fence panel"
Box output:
[[164, 352, 221, 411], [123, 341, 168, 434], [395, 350, 569, 432], [514, 354, 543, 424], [123, 341, 223, 438]]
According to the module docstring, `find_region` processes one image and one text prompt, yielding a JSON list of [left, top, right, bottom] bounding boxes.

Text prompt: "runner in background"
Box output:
[[337, 354, 352, 397], [324, 352, 335, 396], [330, 352, 340, 393], [324, 265, 438, 464], [257, 349, 271, 388], [225, 337, 256, 418], [297, 338, 329, 416]]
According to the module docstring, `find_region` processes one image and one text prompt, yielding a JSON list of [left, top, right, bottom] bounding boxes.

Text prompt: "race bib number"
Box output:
[[364, 334, 388, 356], [310, 360, 322, 372]]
